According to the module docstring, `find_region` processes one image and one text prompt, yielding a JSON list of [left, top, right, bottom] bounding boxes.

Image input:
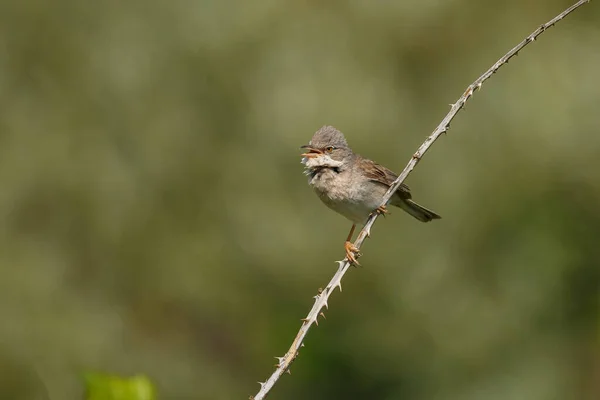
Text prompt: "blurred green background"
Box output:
[[0, 0, 599, 399]]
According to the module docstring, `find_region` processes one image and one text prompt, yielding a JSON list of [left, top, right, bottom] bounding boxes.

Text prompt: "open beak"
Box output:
[[300, 145, 323, 158]]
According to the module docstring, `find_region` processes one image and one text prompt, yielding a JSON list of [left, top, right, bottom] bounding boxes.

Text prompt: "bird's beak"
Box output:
[[300, 145, 322, 158]]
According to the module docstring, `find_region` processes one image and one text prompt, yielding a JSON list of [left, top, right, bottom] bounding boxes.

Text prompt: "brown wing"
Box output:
[[359, 157, 412, 199]]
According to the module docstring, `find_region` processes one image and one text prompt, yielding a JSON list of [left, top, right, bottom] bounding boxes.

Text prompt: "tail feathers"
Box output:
[[396, 199, 441, 222]]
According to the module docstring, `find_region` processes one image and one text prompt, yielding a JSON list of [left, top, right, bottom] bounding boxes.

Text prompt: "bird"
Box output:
[[301, 125, 440, 264]]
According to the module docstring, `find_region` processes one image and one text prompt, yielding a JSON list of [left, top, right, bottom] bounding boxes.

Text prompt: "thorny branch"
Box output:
[[251, 1, 590, 398]]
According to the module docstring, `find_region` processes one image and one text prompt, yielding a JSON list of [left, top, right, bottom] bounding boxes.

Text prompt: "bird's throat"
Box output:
[[305, 165, 341, 179], [302, 156, 344, 179]]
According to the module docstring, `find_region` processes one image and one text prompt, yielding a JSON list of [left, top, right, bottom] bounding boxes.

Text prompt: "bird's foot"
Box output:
[[344, 241, 361, 265], [375, 205, 389, 217]]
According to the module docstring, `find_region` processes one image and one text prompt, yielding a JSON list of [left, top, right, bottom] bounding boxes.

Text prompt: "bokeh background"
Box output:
[[0, 0, 599, 399]]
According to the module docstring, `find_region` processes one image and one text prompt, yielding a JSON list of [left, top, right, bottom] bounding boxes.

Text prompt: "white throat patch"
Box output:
[[302, 155, 344, 172]]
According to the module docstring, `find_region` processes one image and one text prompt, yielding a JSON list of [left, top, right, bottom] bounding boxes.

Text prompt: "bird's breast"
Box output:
[[308, 168, 380, 225]]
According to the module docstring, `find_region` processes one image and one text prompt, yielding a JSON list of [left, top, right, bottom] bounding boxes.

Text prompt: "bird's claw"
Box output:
[[376, 205, 389, 216], [344, 241, 361, 265]]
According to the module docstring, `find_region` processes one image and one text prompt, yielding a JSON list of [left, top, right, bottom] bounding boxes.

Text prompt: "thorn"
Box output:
[[275, 356, 284, 363], [257, 382, 265, 388], [365, 225, 372, 237], [318, 287, 324, 294], [319, 311, 326, 319], [314, 318, 319, 326], [336, 281, 343, 292], [286, 369, 292, 375], [301, 318, 309, 323], [301, 342, 305, 347], [322, 298, 329, 309]]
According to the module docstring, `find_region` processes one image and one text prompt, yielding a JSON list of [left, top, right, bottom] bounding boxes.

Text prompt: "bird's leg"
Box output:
[[344, 224, 361, 265], [346, 224, 356, 242]]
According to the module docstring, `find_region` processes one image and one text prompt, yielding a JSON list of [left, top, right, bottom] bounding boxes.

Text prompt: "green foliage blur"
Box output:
[[85, 374, 156, 400], [0, 0, 598, 399]]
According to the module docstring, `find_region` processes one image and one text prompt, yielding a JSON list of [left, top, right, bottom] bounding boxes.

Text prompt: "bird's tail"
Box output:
[[395, 199, 441, 222]]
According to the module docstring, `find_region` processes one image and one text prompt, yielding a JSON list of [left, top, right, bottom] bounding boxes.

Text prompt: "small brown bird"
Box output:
[[301, 126, 440, 264]]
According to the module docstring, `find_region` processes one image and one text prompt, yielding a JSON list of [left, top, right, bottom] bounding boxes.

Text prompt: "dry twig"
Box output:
[[251, 1, 590, 398]]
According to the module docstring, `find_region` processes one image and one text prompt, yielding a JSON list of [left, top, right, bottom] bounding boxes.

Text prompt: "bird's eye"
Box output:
[[325, 146, 335, 153]]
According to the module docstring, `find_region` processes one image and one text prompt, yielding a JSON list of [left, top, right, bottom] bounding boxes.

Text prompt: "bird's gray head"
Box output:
[[300, 126, 353, 168], [306, 126, 349, 150]]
